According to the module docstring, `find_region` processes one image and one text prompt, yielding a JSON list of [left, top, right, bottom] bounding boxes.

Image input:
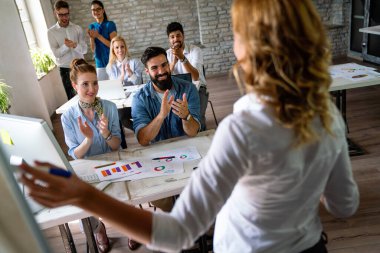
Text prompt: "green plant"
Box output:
[[30, 48, 55, 77], [0, 80, 11, 113]]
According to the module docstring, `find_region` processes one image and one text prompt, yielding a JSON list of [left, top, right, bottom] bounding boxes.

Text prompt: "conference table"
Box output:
[[35, 130, 215, 252], [329, 63, 380, 155]]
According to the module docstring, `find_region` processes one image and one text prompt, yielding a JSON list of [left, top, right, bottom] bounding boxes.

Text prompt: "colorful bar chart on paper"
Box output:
[[95, 160, 143, 181]]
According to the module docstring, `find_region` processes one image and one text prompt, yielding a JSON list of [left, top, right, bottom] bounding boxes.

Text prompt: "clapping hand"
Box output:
[[121, 63, 133, 78], [171, 46, 184, 62], [97, 114, 110, 138], [159, 90, 174, 118], [78, 116, 94, 139], [171, 93, 189, 119], [64, 38, 77, 48], [87, 29, 98, 39]]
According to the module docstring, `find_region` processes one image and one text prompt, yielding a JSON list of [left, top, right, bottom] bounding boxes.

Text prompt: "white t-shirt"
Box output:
[[149, 93, 359, 253], [167, 43, 206, 87]]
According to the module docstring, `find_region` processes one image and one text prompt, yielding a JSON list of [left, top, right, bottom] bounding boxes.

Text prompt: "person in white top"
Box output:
[[47, 0, 87, 100], [106, 36, 144, 86], [20, 0, 359, 253], [166, 22, 208, 130]]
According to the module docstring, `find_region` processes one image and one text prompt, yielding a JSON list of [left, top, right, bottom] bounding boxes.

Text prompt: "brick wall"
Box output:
[[57, 0, 350, 76]]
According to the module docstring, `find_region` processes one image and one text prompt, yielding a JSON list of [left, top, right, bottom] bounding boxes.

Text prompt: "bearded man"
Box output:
[[132, 47, 201, 146]]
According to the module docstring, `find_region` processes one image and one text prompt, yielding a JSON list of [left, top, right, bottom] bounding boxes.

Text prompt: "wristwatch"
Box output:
[[181, 56, 188, 64], [105, 132, 113, 141], [185, 113, 192, 121]]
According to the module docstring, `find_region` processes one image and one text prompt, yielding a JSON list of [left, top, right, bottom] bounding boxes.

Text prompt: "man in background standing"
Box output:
[[166, 21, 208, 130], [48, 0, 87, 100]]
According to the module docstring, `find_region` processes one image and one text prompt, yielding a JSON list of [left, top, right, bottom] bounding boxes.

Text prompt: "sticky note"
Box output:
[[0, 129, 13, 145]]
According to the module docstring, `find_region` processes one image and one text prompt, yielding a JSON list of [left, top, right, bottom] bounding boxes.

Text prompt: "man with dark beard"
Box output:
[[132, 47, 201, 147]]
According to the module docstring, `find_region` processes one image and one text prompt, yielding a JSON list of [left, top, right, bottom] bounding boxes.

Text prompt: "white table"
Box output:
[[35, 130, 214, 252], [330, 63, 380, 155], [55, 80, 143, 114]]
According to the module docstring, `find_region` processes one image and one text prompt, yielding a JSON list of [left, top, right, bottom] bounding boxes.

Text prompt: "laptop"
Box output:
[[97, 79, 126, 100]]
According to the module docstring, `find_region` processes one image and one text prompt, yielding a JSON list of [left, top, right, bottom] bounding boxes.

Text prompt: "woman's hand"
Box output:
[[19, 161, 90, 208], [125, 63, 133, 77], [88, 29, 98, 39], [78, 116, 94, 140], [97, 114, 110, 138]]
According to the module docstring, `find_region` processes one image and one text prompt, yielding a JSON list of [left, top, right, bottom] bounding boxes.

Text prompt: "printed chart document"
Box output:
[[330, 63, 380, 81], [95, 159, 184, 182], [71, 146, 201, 182]]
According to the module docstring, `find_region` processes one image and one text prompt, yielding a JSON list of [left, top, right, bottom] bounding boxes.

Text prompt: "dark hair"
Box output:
[[91, 0, 108, 21], [166, 22, 184, 36], [70, 58, 96, 83], [141, 47, 168, 67], [54, 0, 69, 10]]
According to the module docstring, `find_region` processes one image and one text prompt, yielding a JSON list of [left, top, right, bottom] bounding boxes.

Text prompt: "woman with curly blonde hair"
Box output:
[[21, 0, 359, 252]]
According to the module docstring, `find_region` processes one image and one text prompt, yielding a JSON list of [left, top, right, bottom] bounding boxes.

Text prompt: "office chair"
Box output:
[[173, 71, 218, 129], [119, 120, 127, 149]]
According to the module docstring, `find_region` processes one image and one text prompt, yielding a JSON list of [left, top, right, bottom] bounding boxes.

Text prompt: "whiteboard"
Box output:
[[0, 144, 50, 253]]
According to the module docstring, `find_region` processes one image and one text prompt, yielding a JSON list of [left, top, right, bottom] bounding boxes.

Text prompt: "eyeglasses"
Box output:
[[57, 12, 69, 18], [91, 7, 103, 12]]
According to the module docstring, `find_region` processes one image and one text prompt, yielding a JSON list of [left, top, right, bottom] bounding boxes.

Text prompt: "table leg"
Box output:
[[81, 218, 99, 253], [58, 223, 77, 253], [332, 90, 365, 156]]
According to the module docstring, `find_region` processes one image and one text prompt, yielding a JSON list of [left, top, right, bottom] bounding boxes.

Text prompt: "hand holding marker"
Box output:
[[11, 155, 72, 178]]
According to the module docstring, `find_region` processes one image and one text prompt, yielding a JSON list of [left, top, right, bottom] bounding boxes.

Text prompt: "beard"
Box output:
[[172, 41, 183, 50], [150, 72, 173, 91]]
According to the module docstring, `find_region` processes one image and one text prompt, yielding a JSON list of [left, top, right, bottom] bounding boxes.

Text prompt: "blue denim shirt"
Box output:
[[132, 76, 200, 144], [61, 99, 121, 159]]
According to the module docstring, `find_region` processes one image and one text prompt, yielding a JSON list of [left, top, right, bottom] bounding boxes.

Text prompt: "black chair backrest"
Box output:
[[173, 73, 192, 83], [119, 120, 127, 149]]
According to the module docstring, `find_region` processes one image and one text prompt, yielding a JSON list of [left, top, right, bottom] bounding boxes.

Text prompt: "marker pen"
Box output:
[[10, 155, 72, 178]]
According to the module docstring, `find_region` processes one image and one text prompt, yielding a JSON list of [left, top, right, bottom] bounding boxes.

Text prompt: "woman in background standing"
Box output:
[[88, 0, 117, 80]]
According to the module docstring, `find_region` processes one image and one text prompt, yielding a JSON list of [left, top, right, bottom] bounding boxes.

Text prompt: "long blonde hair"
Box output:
[[107, 36, 131, 70], [231, 0, 333, 146]]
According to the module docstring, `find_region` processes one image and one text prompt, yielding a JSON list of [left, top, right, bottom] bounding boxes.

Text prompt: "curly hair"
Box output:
[[231, 0, 333, 146]]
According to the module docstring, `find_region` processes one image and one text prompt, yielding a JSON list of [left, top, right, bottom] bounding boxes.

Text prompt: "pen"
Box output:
[[19, 165, 72, 178], [47, 168, 72, 178], [152, 156, 175, 160], [94, 162, 116, 169], [11, 156, 72, 178]]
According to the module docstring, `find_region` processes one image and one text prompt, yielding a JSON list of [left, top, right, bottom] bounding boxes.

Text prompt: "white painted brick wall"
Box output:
[[53, 0, 349, 76]]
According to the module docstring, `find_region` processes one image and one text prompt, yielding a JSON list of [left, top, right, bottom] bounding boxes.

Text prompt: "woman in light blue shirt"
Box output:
[[106, 36, 144, 86], [61, 59, 121, 159], [61, 58, 121, 253]]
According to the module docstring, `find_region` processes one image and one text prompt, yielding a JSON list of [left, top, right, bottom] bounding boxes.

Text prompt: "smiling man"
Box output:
[[47, 0, 87, 100], [166, 22, 208, 130], [132, 47, 201, 147]]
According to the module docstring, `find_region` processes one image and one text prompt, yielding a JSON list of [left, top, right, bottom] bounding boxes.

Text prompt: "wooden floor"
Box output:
[[46, 65, 380, 252]]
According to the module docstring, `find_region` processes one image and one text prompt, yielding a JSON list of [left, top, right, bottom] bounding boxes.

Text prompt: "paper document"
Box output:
[[150, 146, 201, 162], [94, 159, 184, 182], [330, 63, 380, 81]]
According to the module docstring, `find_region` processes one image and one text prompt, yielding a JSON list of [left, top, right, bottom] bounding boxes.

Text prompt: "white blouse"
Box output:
[[149, 93, 359, 253]]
